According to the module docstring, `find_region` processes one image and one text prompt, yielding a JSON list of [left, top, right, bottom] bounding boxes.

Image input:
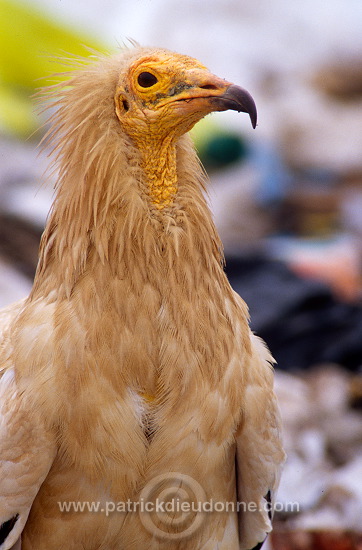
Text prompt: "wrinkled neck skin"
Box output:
[[140, 135, 178, 210]]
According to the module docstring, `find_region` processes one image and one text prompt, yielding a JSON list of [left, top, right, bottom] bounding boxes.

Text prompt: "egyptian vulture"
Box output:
[[0, 46, 285, 550]]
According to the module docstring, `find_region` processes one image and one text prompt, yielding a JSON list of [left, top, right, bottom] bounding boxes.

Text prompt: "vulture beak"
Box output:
[[209, 84, 257, 129], [170, 70, 257, 129]]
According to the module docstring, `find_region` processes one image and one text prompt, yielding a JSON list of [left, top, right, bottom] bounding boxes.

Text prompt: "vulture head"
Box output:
[[114, 49, 257, 145]]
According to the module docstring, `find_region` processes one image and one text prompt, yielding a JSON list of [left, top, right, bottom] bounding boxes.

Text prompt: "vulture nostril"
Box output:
[[200, 84, 218, 90]]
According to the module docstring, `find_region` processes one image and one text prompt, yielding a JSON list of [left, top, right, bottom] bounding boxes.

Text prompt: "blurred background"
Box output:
[[0, 0, 362, 547]]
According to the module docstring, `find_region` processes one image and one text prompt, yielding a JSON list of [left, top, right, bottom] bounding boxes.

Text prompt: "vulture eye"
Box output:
[[137, 72, 158, 88]]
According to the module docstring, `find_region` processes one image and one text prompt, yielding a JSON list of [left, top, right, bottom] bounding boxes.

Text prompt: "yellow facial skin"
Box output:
[[114, 51, 253, 209]]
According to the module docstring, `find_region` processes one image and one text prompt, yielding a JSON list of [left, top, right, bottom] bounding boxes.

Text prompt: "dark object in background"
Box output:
[[0, 213, 40, 279], [196, 128, 249, 171], [226, 254, 362, 372], [271, 528, 362, 550], [201, 133, 247, 170]]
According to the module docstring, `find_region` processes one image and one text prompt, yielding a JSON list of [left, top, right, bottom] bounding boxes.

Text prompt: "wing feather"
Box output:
[[236, 334, 286, 550], [0, 368, 55, 550]]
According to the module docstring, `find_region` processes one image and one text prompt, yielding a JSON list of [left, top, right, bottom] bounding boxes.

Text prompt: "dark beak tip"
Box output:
[[224, 84, 257, 129], [243, 106, 257, 129]]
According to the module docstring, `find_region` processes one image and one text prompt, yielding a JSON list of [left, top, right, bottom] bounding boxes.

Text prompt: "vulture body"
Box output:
[[0, 46, 285, 550]]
